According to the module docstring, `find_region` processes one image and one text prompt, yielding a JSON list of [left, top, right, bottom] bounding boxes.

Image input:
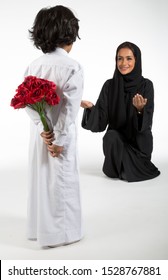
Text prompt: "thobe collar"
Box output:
[[51, 47, 68, 56]]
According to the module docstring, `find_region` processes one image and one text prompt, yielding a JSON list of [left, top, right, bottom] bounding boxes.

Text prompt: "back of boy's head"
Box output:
[[29, 5, 80, 53]]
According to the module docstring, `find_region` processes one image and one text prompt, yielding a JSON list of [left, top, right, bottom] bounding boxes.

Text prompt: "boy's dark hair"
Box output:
[[29, 5, 80, 53]]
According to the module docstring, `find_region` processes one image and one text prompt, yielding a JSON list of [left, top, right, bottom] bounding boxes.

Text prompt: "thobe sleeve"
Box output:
[[53, 68, 84, 146], [81, 80, 109, 132]]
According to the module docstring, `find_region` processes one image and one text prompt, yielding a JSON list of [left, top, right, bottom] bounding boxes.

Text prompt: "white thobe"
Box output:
[[24, 48, 84, 247]]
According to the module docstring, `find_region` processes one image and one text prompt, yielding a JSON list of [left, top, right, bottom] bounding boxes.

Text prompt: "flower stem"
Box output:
[[39, 112, 49, 131]]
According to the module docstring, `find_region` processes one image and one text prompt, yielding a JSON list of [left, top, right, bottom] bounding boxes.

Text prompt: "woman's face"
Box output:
[[117, 47, 136, 75]]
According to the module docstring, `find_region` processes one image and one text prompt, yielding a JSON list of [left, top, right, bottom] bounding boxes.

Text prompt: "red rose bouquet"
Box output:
[[10, 76, 60, 131]]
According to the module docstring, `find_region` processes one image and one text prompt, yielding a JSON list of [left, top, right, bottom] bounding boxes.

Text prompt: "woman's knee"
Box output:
[[103, 130, 121, 145]]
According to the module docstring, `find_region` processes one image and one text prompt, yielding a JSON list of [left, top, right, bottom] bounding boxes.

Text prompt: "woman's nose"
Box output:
[[122, 58, 127, 65]]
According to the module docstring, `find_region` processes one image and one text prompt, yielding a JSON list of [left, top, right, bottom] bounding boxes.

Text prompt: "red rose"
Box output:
[[23, 76, 39, 90], [10, 96, 26, 109], [27, 88, 45, 104], [45, 90, 60, 105]]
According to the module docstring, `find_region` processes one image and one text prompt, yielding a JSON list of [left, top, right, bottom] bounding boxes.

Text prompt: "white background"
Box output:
[[0, 0, 168, 261]]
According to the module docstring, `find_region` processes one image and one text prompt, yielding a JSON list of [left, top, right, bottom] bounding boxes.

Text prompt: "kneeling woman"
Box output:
[[81, 42, 160, 182]]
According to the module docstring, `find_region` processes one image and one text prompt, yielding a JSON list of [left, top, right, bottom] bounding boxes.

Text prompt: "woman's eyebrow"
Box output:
[[117, 55, 134, 58]]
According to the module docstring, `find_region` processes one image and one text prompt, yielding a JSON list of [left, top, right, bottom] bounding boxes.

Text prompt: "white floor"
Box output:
[[0, 143, 168, 260]]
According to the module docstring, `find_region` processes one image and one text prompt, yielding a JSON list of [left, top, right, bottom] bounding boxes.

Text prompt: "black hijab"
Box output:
[[108, 42, 145, 138]]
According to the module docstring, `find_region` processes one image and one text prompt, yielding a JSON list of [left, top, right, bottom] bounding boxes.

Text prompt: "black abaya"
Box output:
[[82, 42, 160, 182], [82, 78, 160, 182]]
